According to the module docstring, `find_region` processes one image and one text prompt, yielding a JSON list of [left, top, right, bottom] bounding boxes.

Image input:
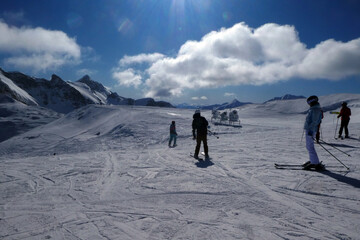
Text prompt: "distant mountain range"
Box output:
[[0, 68, 173, 113], [176, 95, 306, 110], [263, 94, 306, 103], [176, 99, 252, 110]]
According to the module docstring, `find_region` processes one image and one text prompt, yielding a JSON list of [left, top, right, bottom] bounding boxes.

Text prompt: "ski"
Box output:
[[275, 167, 327, 171], [274, 163, 304, 167], [275, 163, 326, 171]]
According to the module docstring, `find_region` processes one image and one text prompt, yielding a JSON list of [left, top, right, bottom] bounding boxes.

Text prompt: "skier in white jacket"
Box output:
[[303, 95, 324, 170]]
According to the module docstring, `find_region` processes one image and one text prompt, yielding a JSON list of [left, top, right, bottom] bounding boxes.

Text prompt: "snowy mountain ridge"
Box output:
[[264, 94, 306, 103], [0, 68, 173, 113], [0, 70, 38, 106]]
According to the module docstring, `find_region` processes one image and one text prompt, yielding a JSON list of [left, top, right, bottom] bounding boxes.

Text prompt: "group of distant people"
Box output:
[[168, 109, 210, 160], [168, 96, 352, 170], [300, 96, 351, 170]]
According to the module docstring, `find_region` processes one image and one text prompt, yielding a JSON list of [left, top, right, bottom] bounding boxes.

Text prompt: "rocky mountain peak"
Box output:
[[50, 74, 65, 85]]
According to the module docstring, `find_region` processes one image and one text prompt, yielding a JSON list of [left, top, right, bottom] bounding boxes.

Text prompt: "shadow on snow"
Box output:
[[195, 159, 214, 168], [320, 170, 360, 189]]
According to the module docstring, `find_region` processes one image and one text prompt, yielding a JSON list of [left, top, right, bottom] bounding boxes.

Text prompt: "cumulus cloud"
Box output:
[[297, 39, 360, 80], [139, 22, 360, 98], [0, 20, 81, 71], [112, 53, 166, 89], [112, 68, 142, 88], [191, 96, 208, 101], [119, 53, 165, 66], [224, 92, 236, 97]]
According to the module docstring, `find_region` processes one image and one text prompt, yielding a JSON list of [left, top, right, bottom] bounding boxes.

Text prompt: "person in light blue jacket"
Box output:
[[303, 95, 324, 170]]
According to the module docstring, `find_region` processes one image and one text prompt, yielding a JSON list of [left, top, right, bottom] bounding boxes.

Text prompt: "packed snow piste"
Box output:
[[211, 109, 242, 127]]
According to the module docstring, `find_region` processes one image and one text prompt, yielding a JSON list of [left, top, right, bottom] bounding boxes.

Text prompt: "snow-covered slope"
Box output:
[[176, 99, 251, 110], [0, 70, 38, 106], [0, 100, 62, 142], [240, 93, 360, 116], [135, 98, 174, 107], [0, 94, 359, 239], [67, 81, 106, 105]]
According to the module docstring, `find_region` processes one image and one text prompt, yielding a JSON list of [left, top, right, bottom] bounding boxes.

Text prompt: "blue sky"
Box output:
[[1, 0, 360, 104]]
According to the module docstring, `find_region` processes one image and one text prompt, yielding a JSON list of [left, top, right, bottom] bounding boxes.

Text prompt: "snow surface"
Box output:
[[1, 94, 360, 239], [0, 101, 62, 142]]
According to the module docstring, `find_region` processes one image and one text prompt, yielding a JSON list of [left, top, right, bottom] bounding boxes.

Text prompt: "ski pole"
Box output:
[[334, 117, 339, 139], [315, 139, 350, 170], [300, 130, 305, 142], [208, 130, 219, 139], [318, 139, 351, 157]]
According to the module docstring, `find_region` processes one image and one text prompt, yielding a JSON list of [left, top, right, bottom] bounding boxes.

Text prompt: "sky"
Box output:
[[1, 0, 360, 104]]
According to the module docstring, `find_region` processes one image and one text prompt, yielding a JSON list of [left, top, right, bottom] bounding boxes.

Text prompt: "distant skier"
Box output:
[[303, 96, 324, 170], [337, 102, 351, 139], [192, 109, 209, 160], [168, 121, 177, 147]]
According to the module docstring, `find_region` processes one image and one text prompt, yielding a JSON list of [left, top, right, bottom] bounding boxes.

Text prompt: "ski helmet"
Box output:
[[342, 101, 347, 106], [307, 95, 318, 105]]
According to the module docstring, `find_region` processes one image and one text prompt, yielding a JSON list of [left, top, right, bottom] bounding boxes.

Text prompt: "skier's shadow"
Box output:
[[324, 143, 357, 149], [195, 159, 214, 168], [320, 171, 360, 189]]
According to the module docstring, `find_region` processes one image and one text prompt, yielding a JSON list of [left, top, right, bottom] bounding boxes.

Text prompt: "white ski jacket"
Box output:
[[304, 103, 322, 134]]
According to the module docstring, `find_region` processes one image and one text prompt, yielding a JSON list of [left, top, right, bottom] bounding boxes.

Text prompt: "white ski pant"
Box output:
[[306, 133, 320, 164]]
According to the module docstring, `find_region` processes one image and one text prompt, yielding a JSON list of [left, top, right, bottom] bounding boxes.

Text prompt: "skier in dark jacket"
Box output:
[[192, 109, 209, 159], [338, 102, 351, 138], [168, 121, 177, 147]]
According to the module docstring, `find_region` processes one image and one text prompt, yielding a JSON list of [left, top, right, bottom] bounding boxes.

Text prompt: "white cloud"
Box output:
[[140, 22, 360, 98], [0, 20, 81, 71], [191, 96, 207, 101], [112, 68, 142, 88], [5, 53, 72, 70], [112, 53, 166, 90], [224, 92, 236, 97], [119, 53, 165, 66], [297, 39, 360, 80]]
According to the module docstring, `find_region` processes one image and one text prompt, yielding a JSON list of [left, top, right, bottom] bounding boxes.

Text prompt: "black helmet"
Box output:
[[342, 101, 347, 106], [307, 95, 319, 105]]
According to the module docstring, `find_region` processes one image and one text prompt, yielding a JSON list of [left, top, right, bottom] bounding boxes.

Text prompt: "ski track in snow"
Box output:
[[1, 103, 360, 239]]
